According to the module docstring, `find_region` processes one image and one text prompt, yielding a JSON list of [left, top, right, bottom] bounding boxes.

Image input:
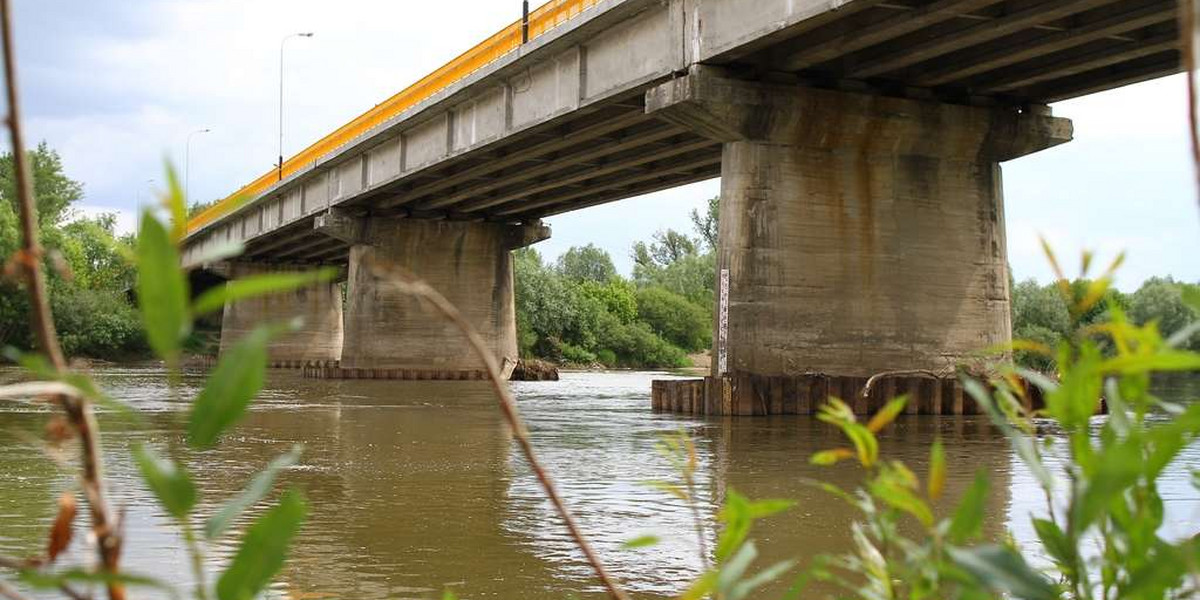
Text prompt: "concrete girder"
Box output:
[[772, 0, 1003, 72], [461, 136, 718, 214], [846, 0, 1122, 79], [375, 107, 651, 210], [912, 0, 1177, 86], [1037, 50, 1182, 102], [493, 148, 722, 216], [417, 121, 686, 211], [979, 28, 1178, 93]]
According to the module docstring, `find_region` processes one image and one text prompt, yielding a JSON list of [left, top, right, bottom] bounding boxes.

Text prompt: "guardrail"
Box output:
[[187, 0, 600, 235]]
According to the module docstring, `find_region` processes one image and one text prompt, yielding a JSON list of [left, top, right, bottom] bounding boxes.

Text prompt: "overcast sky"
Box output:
[[6, 0, 1198, 289]]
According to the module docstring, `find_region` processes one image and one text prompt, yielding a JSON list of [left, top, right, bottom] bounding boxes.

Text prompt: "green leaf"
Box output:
[[440, 590, 459, 600], [1031, 518, 1073, 574], [841, 422, 879, 467], [1072, 440, 1142, 530], [132, 444, 196, 520], [928, 438, 946, 501], [216, 488, 307, 600], [869, 475, 933, 527], [192, 268, 339, 316], [622, 535, 661, 549], [206, 445, 303, 539], [1101, 351, 1200, 375], [19, 568, 171, 593], [188, 240, 245, 266], [948, 471, 989, 544], [717, 541, 758, 592], [5, 348, 136, 416], [1046, 342, 1103, 429], [866, 396, 907, 433], [810, 448, 854, 466], [679, 571, 718, 600], [729, 559, 796, 600], [947, 544, 1058, 600], [747, 498, 794, 519], [136, 212, 190, 364], [189, 322, 293, 449]]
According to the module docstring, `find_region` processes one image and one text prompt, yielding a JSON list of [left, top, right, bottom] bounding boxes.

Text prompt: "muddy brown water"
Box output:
[[1, 369, 1197, 599]]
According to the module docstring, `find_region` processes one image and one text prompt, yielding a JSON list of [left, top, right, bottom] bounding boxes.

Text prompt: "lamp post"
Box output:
[[279, 32, 314, 181], [185, 128, 210, 204], [136, 178, 155, 231]]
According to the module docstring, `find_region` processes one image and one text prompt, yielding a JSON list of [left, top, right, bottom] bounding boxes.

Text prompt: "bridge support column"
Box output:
[[646, 67, 1072, 414], [218, 262, 344, 367], [335, 219, 549, 380]]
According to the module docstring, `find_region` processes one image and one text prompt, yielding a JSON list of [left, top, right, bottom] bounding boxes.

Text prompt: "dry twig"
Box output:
[[368, 260, 630, 600], [0, 3, 124, 598]]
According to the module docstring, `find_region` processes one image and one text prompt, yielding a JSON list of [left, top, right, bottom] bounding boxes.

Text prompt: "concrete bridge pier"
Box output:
[[218, 262, 345, 367], [320, 218, 550, 380], [646, 67, 1073, 415]]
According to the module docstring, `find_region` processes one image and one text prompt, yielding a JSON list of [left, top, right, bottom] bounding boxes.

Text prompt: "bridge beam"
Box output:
[[218, 262, 344, 367], [648, 66, 1072, 381], [338, 218, 550, 379]]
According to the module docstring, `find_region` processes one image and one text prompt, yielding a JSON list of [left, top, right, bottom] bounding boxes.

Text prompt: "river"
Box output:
[[1, 369, 1197, 599]]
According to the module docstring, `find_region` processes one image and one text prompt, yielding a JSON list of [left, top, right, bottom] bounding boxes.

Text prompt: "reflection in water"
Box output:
[[0, 369, 1196, 599]]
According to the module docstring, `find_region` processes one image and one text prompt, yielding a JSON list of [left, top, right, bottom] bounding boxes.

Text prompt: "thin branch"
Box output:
[[0, 4, 125, 600], [1185, 0, 1200, 217], [368, 260, 630, 600]]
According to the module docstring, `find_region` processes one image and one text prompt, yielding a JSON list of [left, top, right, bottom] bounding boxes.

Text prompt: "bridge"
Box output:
[[182, 0, 1181, 403]]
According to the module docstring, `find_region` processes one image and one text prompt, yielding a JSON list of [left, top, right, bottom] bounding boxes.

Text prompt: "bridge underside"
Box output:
[[191, 0, 1179, 386]]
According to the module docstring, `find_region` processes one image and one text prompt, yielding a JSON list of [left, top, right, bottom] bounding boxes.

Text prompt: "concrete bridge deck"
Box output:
[[183, 0, 1180, 267], [183, 0, 1182, 391]]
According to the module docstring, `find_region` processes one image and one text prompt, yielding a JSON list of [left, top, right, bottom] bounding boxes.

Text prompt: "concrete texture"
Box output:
[[218, 262, 344, 364], [649, 68, 1073, 378], [340, 219, 550, 374]]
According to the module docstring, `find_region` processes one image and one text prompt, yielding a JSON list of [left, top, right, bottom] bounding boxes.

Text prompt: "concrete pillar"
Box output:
[[340, 218, 549, 378], [647, 66, 1072, 379], [218, 262, 344, 365]]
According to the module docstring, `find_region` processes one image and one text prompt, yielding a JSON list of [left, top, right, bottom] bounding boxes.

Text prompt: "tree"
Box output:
[[1128, 277, 1200, 350], [690, 195, 719, 250], [0, 142, 83, 230], [556, 244, 617, 283]]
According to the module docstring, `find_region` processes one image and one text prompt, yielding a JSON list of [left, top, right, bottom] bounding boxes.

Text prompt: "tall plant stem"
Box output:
[[1184, 0, 1200, 216], [369, 260, 630, 600], [0, 3, 125, 599]]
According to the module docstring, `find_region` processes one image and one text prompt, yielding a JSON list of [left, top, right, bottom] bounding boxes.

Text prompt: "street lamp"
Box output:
[[185, 128, 211, 204], [136, 178, 156, 231], [279, 32, 314, 181]]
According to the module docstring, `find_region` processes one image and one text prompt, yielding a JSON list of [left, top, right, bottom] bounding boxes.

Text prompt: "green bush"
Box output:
[[605, 320, 689, 368], [636, 286, 710, 353], [51, 286, 146, 359]]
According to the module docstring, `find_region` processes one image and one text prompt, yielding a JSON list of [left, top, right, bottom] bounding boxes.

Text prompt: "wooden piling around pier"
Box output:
[[651, 373, 1052, 416]]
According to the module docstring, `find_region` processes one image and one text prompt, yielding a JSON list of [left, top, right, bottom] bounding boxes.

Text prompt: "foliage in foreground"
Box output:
[[1, 167, 334, 600], [633, 249, 1200, 599]]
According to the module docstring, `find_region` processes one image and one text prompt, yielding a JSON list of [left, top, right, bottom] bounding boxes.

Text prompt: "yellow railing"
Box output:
[[187, 0, 600, 235]]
